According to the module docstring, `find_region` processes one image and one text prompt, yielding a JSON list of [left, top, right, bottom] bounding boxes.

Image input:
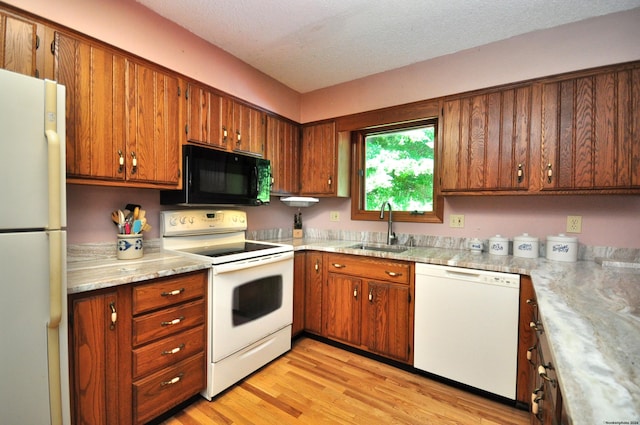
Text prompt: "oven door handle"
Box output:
[[213, 251, 294, 274]]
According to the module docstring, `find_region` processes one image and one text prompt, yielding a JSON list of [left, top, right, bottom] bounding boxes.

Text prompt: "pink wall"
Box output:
[[300, 7, 640, 122], [9, 0, 639, 249]]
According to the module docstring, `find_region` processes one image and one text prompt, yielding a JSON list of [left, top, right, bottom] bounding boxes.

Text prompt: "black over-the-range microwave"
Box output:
[[160, 145, 271, 206]]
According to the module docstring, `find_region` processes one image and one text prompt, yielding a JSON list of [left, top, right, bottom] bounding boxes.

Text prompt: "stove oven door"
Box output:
[[210, 251, 293, 361]]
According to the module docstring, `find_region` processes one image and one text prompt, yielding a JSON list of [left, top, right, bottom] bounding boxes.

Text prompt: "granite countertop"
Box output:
[[67, 251, 211, 294], [67, 238, 640, 424]]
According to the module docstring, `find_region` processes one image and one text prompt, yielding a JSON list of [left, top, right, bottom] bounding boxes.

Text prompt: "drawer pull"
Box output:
[[538, 364, 556, 385], [161, 288, 185, 297], [368, 288, 373, 302], [526, 298, 537, 307], [161, 316, 185, 326], [527, 345, 537, 365], [385, 270, 402, 277], [530, 321, 543, 333], [332, 263, 346, 269], [162, 343, 185, 355], [160, 373, 183, 386]]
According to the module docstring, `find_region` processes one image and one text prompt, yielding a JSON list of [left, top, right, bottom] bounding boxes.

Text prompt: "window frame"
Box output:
[[350, 118, 444, 224]]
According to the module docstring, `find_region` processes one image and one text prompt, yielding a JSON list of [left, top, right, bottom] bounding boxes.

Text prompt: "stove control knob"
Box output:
[[188, 216, 195, 224], [179, 216, 187, 224], [169, 217, 177, 226]]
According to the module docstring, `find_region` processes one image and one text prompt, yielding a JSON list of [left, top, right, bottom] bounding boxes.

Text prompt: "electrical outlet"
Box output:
[[449, 214, 464, 228], [330, 211, 340, 222], [566, 215, 582, 233]]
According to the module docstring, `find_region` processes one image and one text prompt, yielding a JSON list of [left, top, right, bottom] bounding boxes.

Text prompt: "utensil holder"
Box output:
[[117, 234, 143, 260]]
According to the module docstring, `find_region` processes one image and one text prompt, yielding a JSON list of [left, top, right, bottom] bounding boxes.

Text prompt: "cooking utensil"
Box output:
[[132, 219, 142, 234], [111, 210, 120, 225]]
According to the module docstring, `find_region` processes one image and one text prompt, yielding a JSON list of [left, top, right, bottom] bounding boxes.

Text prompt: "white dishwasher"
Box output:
[[414, 263, 520, 400]]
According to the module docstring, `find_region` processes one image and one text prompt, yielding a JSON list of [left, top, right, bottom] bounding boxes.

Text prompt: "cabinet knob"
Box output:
[[327, 175, 333, 186], [368, 288, 373, 302], [314, 259, 320, 272], [236, 129, 241, 147], [530, 321, 543, 333], [353, 286, 358, 298], [222, 126, 228, 141], [546, 163, 553, 183]]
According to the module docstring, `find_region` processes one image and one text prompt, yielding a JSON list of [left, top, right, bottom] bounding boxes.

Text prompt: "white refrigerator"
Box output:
[[0, 68, 70, 425]]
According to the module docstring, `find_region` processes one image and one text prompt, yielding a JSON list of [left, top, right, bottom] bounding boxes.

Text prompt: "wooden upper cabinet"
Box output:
[[56, 31, 181, 187], [220, 97, 265, 156], [300, 121, 350, 197], [0, 7, 56, 80], [125, 60, 181, 186], [441, 85, 532, 193], [265, 115, 300, 195], [540, 66, 640, 191], [56, 32, 127, 181], [185, 82, 225, 150]]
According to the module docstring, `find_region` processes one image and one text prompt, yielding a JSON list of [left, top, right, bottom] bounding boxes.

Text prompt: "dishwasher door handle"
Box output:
[[444, 270, 481, 279]]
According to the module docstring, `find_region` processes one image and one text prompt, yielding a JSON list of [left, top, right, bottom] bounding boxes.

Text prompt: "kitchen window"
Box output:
[[351, 119, 443, 223]]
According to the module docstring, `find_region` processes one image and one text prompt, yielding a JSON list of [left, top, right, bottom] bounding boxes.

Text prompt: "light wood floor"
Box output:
[[159, 337, 529, 425]]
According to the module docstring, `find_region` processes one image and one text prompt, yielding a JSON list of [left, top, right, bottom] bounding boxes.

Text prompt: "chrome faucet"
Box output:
[[380, 201, 396, 245]]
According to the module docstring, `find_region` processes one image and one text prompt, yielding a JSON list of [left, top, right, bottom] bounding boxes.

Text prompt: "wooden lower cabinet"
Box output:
[[304, 251, 324, 335], [321, 253, 413, 364], [69, 270, 208, 425], [292, 252, 306, 336]]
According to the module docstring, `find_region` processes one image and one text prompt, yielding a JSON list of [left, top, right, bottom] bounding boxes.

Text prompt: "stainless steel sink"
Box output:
[[348, 243, 408, 253]]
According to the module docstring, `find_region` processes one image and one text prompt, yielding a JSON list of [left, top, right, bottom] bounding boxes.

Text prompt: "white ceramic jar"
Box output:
[[513, 233, 539, 258], [117, 234, 143, 260], [546, 234, 578, 262], [468, 238, 483, 253], [488, 235, 509, 256]]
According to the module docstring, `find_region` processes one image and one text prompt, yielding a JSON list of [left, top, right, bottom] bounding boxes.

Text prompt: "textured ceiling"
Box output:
[[135, 0, 640, 93]]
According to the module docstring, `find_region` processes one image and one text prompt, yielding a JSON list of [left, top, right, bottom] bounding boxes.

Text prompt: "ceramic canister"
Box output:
[[513, 233, 539, 258], [546, 234, 578, 262], [488, 235, 509, 256], [117, 234, 144, 260]]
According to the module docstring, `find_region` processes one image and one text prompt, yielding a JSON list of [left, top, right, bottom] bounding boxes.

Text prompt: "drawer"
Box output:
[[133, 299, 205, 346], [133, 352, 205, 425], [133, 270, 207, 314], [132, 325, 205, 379], [326, 253, 410, 284]]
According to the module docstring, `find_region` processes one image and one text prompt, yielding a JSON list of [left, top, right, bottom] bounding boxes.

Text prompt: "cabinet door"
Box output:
[[0, 12, 36, 76], [517, 276, 537, 406], [70, 289, 131, 425], [56, 32, 127, 181], [266, 115, 300, 195], [235, 103, 265, 155], [304, 251, 323, 334], [541, 67, 640, 190], [300, 122, 337, 195], [323, 272, 361, 345], [362, 280, 411, 362], [126, 60, 181, 185], [292, 252, 306, 336], [185, 82, 225, 149], [441, 86, 531, 192]]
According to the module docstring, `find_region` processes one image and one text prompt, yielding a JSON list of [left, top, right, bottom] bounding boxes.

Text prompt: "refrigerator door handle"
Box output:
[[45, 80, 62, 231], [45, 79, 64, 425]]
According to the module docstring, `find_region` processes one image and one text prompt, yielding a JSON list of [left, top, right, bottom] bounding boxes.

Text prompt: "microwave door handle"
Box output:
[[254, 165, 259, 193]]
